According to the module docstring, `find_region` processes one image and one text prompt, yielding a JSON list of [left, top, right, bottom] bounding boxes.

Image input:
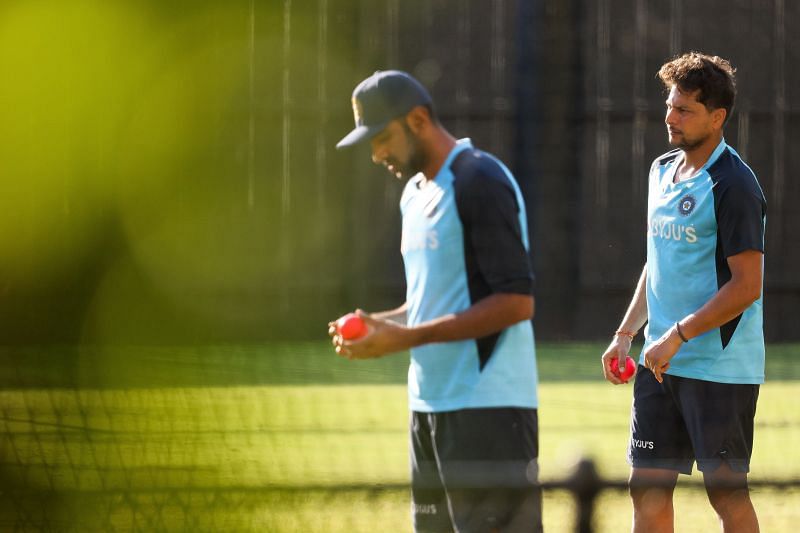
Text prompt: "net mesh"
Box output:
[[1, 344, 799, 532]]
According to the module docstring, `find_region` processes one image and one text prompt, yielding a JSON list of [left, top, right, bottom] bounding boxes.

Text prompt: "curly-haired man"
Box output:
[[601, 52, 766, 533]]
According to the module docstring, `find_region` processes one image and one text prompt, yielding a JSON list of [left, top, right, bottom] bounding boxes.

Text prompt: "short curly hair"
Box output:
[[658, 52, 737, 124]]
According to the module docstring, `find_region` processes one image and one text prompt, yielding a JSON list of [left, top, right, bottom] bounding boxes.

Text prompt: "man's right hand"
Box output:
[[601, 336, 633, 385]]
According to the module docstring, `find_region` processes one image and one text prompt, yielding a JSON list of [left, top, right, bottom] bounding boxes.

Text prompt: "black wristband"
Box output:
[[675, 322, 689, 343]]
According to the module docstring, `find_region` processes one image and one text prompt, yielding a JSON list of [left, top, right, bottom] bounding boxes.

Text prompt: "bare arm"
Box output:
[[411, 293, 533, 345], [601, 264, 648, 384], [327, 303, 408, 341], [334, 292, 534, 359], [370, 302, 408, 324], [678, 250, 763, 337], [617, 265, 649, 335], [644, 249, 763, 382]]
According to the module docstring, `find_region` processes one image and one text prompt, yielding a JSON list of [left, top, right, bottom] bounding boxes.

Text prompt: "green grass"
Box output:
[[0, 342, 798, 531]]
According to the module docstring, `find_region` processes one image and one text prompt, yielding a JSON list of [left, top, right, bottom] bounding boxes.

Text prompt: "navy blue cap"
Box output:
[[336, 70, 433, 149]]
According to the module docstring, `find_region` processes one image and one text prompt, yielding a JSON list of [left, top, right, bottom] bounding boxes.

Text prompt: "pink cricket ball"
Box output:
[[611, 356, 636, 382], [337, 313, 367, 340]]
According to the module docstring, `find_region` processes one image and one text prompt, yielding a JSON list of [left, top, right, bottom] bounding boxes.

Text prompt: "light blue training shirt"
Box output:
[[400, 139, 538, 412], [643, 139, 766, 384]]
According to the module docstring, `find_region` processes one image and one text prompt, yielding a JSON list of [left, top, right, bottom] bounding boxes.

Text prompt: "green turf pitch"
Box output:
[[0, 343, 798, 531]]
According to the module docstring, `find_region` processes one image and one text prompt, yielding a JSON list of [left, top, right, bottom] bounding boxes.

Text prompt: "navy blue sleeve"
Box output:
[[716, 180, 766, 257], [452, 152, 534, 296]]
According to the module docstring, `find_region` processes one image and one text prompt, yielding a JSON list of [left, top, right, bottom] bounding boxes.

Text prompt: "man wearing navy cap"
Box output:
[[330, 70, 542, 532]]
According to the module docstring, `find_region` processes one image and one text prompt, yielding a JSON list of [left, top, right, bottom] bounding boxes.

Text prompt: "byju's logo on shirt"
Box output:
[[678, 194, 696, 216], [648, 217, 697, 243], [401, 229, 439, 253]]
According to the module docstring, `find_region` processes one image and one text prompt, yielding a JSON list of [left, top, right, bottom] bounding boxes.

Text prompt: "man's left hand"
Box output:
[[332, 311, 415, 360], [643, 326, 683, 383]]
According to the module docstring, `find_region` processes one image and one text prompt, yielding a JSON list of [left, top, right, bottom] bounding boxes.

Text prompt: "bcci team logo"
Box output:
[[678, 194, 696, 217]]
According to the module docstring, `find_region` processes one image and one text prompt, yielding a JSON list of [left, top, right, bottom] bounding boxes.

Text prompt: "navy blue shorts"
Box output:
[[410, 407, 542, 533], [629, 365, 759, 475]]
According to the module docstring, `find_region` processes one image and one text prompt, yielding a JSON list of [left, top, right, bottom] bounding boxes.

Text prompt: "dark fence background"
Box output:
[[1, 0, 797, 343]]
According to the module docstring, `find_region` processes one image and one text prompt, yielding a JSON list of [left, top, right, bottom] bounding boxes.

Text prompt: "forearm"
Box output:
[[336, 293, 533, 360], [678, 280, 760, 340], [409, 292, 534, 347], [371, 302, 408, 324], [617, 265, 649, 335], [676, 250, 763, 340]]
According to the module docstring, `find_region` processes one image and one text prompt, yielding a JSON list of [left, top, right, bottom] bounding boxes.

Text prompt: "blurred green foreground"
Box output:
[[1, 1, 360, 344]]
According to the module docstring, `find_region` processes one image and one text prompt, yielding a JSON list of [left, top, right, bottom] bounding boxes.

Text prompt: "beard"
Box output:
[[390, 122, 428, 179], [669, 129, 711, 151]]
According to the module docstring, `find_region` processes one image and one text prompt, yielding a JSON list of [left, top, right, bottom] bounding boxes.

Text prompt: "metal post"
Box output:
[[568, 458, 602, 533]]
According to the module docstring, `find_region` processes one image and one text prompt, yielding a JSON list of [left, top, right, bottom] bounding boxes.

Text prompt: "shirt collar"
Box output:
[[701, 137, 728, 171], [435, 138, 473, 180]]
